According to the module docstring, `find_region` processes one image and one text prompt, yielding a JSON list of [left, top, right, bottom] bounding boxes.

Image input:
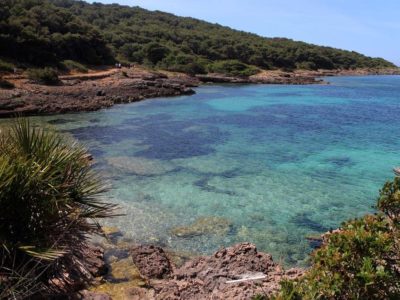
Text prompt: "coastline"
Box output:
[[72, 229, 306, 300], [0, 67, 399, 118]]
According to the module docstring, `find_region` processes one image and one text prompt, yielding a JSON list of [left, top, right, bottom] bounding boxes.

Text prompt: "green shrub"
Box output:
[[144, 42, 170, 65], [0, 59, 15, 73], [208, 60, 259, 77], [295, 61, 318, 71], [27, 68, 60, 85], [273, 173, 400, 300], [0, 79, 15, 89], [162, 54, 208, 75], [0, 119, 117, 298], [61, 60, 89, 73]]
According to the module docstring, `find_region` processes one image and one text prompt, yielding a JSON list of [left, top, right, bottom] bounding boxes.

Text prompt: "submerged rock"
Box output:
[[109, 258, 141, 281], [106, 156, 174, 176], [170, 216, 232, 238], [102, 226, 122, 236]]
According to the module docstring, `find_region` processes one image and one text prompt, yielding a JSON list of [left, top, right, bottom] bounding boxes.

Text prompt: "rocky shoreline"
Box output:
[[1, 67, 398, 118], [73, 236, 303, 300], [0, 68, 198, 118], [67, 224, 342, 299]]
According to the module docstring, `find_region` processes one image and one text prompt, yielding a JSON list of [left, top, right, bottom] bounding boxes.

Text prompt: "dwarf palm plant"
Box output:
[[0, 119, 117, 299]]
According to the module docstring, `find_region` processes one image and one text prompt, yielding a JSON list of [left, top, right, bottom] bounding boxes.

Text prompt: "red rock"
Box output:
[[76, 290, 112, 300], [128, 243, 304, 300], [131, 245, 173, 279]]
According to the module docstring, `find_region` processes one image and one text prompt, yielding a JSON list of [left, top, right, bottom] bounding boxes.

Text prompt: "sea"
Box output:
[[29, 75, 400, 266]]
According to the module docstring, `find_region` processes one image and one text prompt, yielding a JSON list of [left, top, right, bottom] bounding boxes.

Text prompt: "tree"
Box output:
[[144, 42, 170, 65]]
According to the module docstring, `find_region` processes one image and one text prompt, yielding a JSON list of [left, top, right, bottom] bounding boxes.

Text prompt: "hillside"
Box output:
[[0, 0, 396, 75]]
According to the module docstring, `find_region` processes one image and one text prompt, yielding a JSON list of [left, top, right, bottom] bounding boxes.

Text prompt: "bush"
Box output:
[[27, 68, 60, 85], [0, 59, 15, 73], [208, 60, 259, 77], [273, 173, 400, 300], [144, 42, 170, 65], [62, 60, 89, 73], [162, 54, 208, 75], [0, 119, 117, 298], [0, 79, 15, 89], [295, 61, 318, 71]]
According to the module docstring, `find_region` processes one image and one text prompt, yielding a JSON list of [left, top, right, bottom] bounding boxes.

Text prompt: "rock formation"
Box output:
[[128, 243, 304, 300]]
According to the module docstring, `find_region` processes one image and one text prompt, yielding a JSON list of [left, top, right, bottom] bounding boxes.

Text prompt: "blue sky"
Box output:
[[89, 0, 399, 65]]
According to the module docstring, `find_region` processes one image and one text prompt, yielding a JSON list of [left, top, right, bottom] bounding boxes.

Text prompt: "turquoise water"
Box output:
[[33, 76, 400, 266]]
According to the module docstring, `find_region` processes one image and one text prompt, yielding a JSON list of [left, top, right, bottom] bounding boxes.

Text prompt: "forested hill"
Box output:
[[0, 0, 396, 75]]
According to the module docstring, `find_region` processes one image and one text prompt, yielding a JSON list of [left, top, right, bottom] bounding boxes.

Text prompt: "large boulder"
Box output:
[[131, 245, 173, 279]]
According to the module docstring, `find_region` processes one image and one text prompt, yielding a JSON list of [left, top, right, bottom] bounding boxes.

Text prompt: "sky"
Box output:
[[88, 0, 399, 65]]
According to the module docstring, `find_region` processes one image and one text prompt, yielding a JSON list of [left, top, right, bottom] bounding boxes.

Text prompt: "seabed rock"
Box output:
[[170, 216, 232, 238], [106, 156, 174, 176]]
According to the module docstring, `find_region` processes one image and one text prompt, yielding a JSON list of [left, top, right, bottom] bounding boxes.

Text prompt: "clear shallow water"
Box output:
[[31, 76, 400, 266]]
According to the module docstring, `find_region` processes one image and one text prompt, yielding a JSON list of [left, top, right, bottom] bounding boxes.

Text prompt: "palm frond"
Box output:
[[0, 118, 118, 297]]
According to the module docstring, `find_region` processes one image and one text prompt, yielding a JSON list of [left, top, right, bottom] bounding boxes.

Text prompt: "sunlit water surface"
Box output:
[[28, 76, 400, 266]]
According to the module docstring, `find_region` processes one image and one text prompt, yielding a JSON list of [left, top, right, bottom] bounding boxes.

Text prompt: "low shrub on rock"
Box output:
[[27, 67, 60, 85], [62, 60, 89, 73], [0, 119, 117, 299], [273, 173, 400, 300]]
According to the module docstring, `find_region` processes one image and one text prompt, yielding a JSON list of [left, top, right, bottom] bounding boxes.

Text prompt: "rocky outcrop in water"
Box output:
[[196, 68, 400, 85], [197, 72, 322, 84], [0, 68, 198, 118], [2, 67, 398, 117]]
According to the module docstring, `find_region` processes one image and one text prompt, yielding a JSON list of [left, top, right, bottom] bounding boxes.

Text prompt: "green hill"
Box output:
[[0, 0, 395, 75]]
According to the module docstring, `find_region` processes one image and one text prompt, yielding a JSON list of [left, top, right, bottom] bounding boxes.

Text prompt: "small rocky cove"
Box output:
[[74, 226, 304, 300], [2, 66, 398, 118]]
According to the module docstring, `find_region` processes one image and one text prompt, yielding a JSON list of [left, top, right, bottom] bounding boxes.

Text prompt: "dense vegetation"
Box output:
[[0, 120, 116, 299], [27, 67, 60, 85], [0, 0, 395, 76], [271, 172, 400, 299]]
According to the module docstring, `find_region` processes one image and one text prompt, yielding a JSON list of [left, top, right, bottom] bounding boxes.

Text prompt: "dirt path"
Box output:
[[2, 68, 120, 81], [59, 68, 120, 80]]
